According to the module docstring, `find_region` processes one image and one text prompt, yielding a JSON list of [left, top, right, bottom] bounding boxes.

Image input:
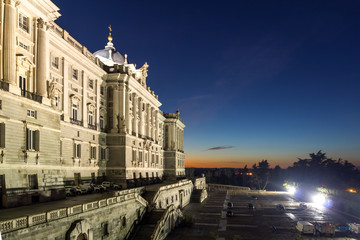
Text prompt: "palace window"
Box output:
[[19, 76, 26, 96], [100, 147, 107, 160], [74, 143, 81, 158], [28, 174, 38, 189], [72, 104, 78, 121], [88, 79, 93, 89], [54, 94, 59, 108], [100, 116, 104, 130], [88, 111, 93, 125], [51, 55, 59, 69], [26, 129, 39, 151], [139, 152, 143, 162], [90, 146, 96, 159], [132, 150, 136, 161], [19, 13, 29, 33], [27, 109, 37, 118], [72, 68, 78, 80], [0, 123, 5, 148]]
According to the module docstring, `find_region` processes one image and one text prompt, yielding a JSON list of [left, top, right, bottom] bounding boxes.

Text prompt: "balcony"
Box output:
[[21, 90, 42, 103], [0, 81, 9, 91], [70, 118, 83, 126], [88, 124, 97, 130]]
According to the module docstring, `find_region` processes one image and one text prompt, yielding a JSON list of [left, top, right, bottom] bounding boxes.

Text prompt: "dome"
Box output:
[[93, 41, 126, 66]]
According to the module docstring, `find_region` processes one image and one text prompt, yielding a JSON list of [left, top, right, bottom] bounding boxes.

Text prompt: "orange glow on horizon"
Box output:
[[185, 156, 292, 168]]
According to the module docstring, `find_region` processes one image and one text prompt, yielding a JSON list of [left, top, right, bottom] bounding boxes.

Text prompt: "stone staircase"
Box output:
[[190, 189, 203, 203], [142, 190, 157, 204], [132, 209, 165, 240]]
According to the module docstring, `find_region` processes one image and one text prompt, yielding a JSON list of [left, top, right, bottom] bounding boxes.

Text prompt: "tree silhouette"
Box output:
[[251, 160, 270, 190]]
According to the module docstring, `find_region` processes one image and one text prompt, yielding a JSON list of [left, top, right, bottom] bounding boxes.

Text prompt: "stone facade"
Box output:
[[0, 0, 185, 208]]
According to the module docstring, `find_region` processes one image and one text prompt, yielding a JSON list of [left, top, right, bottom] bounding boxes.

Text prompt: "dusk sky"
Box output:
[[53, 0, 360, 168]]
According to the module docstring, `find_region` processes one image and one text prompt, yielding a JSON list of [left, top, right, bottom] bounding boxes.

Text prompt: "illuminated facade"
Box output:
[[0, 0, 185, 207]]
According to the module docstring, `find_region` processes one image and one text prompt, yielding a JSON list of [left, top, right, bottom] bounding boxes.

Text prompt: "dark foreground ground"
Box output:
[[166, 191, 360, 240]]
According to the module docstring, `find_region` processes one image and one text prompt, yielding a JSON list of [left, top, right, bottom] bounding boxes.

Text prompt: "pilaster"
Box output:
[[3, 0, 17, 85], [132, 93, 138, 135], [82, 71, 87, 127], [125, 87, 131, 133], [111, 86, 119, 133]]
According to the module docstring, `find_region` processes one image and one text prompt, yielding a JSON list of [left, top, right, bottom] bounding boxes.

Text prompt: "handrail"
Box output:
[[0, 189, 142, 234], [151, 205, 177, 240]]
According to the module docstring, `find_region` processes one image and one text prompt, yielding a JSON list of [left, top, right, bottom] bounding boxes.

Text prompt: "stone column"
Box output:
[[146, 104, 150, 137], [36, 18, 48, 97], [125, 88, 131, 133], [155, 110, 159, 142], [3, 0, 16, 85], [111, 86, 119, 133], [181, 130, 184, 150], [132, 93, 138, 135], [82, 71, 87, 127], [63, 58, 70, 121], [138, 98, 143, 136]]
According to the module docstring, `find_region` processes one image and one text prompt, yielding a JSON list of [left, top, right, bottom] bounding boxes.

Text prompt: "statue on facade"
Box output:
[[138, 62, 149, 86], [48, 80, 56, 99], [117, 115, 127, 133]]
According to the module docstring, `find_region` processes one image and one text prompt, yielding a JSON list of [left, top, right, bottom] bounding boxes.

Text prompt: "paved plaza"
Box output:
[[167, 191, 360, 240]]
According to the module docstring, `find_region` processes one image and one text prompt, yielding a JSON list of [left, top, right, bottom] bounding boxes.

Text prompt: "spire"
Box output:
[[106, 25, 114, 49], [108, 24, 113, 42]]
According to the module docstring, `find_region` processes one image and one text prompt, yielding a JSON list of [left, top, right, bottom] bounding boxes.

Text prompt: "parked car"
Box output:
[[79, 182, 93, 193], [74, 186, 87, 195], [296, 221, 315, 235], [93, 184, 105, 193], [102, 181, 122, 190], [300, 203, 308, 209], [65, 186, 76, 196], [276, 204, 285, 210]]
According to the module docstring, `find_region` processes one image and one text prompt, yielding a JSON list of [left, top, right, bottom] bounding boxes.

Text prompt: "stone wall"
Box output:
[[153, 180, 193, 209], [1, 189, 147, 240]]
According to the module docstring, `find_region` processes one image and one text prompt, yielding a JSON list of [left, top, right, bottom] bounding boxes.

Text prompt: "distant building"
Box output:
[[0, 0, 185, 207]]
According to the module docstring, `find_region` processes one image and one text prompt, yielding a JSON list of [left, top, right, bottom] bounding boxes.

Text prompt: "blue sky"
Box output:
[[52, 0, 360, 167]]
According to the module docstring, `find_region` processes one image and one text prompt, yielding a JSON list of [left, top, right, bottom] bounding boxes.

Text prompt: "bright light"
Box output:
[[347, 189, 357, 193], [312, 193, 326, 205], [287, 186, 296, 195]]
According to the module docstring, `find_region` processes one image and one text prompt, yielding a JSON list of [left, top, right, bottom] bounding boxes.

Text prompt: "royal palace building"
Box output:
[[0, 0, 185, 208]]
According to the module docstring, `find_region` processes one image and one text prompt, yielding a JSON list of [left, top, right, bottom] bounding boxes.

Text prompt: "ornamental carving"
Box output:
[[138, 62, 149, 86]]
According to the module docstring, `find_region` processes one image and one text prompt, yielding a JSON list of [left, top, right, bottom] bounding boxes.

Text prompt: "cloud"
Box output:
[[205, 146, 234, 151]]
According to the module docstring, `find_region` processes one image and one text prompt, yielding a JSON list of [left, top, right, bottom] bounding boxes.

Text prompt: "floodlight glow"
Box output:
[[312, 193, 326, 205], [287, 186, 296, 195]]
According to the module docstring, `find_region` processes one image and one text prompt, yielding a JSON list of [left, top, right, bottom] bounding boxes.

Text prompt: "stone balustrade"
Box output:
[[206, 183, 251, 192], [0, 188, 147, 234]]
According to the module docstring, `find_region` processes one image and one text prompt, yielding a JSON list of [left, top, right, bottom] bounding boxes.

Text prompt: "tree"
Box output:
[[251, 160, 270, 190]]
